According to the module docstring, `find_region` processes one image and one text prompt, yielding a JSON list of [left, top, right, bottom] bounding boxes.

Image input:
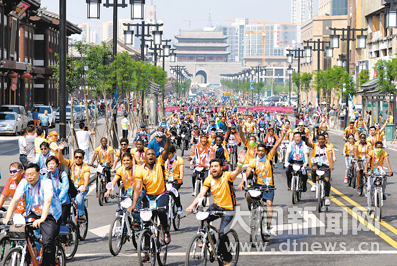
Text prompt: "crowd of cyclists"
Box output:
[[0, 104, 393, 266]]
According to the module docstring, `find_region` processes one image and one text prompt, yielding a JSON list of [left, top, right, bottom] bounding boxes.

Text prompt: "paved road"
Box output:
[[2, 124, 397, 265]]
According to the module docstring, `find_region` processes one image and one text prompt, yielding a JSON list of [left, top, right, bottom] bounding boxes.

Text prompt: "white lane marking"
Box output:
[[271, 211, 325, 236], [74, 250, 397, 257], [89, 224, 110, 238], [88, 183, 96, 195]]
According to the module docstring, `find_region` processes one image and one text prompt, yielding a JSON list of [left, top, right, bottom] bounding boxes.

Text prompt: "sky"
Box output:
[[40, 0, 319, 40]]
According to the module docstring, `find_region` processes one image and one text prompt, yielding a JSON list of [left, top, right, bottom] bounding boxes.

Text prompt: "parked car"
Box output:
[[76, 105, 88, 120], [73, 106, 84, 121], [55, 106, 78, 122], [32, 105, 56, 128], [0, 112, 23, 135], [0, 105, 28, 128]]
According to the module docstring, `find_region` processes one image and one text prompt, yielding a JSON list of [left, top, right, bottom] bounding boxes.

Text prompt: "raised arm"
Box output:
[[238, 120, 247, 144], [57, 142, 69, 167], [161, 133, 172, 162]]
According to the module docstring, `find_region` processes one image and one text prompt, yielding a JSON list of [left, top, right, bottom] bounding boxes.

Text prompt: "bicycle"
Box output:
[[246, 186, 275, 245], [137, 207, 168, 266], [357, 158, 367, 197], [315, 168, 330, 213], [185, 202, 240, 266], [60, 219, 79, 260], [193, 166, 209, 200], [291, 164, 303, 204], [279, 140, 289, 168], [258, 128, 266, 143], [228, 145, 238, 171], [0, 209, 24, 262], [346, 156, 356, 188], [367, 171, 392, 221], [108, 194, 138, 256], [166, 181, 186, 231], [70, 193, 89, 241], [95, 164, 110, 206], [2, 219, 66, 266]]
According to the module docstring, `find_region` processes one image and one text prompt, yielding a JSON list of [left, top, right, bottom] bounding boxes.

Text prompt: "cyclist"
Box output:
[[89, 137, 114, 183], [263, 127, 279, 168], [33, 142, 55, 171], [210, 135, 230, 170], [290, 121, 309, 143], [165, 145, 184, 215], [238, 129, 287, 236], [354, 114, 367, 134], [158, 117, 169, 129], [131, 139, 147, 167], [218, 116, 228, 133], [343, 134, 355, 184], [4, 163, 62, 266], [199, 115, 209, 132], [343, 120, 358, 141], [206, 118, 218, 133], [47, 131, 59, 157], [375, 122, 387, 146], [225, 124, 242, 166], [187, 151, 246, 266], [177, 116, 191, 148], [133, 123, 150, 145], [147, 131, 166, 158], [285, 131, 310, 191], [0, 162, 26, 215], [129, 133, 173, 256], [364, 141, 393, 213], [311, 124, 321, 143], [257, 113, 267, 136], [46, 156, 70, 225], [190, 125, 200, 146], [58, 142, 90, 221], [354, 133, 372, 194], [188, 133, 211, 195], [324, 132, 336, 163], [244, 116, 255, 138], [111, 138, 132, 173], [367, 126, 378, 147], [238, 119, 259, 165], [208, 127, 217, 146], [307, 134, 334, 205]]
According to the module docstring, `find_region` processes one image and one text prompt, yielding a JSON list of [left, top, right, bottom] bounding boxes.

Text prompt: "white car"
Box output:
[[0, 112, 23, 135], [0, 105, 28, 128], [55, 106, 78, 122]]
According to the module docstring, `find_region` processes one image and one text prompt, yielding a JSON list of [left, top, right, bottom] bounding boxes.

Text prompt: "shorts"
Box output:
[[312, 164, 331, 179], [354, 160, 365, 172], [252, 184, 275, 202]]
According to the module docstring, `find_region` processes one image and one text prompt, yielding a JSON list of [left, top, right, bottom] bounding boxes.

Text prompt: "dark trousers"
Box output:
[[19, 154, 28, 168], [27, 213, 59, 266], [172, 183, 182, 208], [192, 169, 209, 192], [122, 129, 128, 139], [286, 161, 308, 189], [61, 204, 71, 225], [142, 193, 169, 231], [41, 126, 49, 137], [206, 204, 234, 262]]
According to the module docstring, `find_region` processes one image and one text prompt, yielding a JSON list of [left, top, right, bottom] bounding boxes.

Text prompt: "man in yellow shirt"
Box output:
[[131, 139, 147, 166], [89, 137, 114, 181], [238, 129, 287, 237], [58, 142, 90, 221], [165, 146, 184, 215], [364, 141, 393, 213], [238, 119, 258, 165], [244, 116, 256, 138], [354, 133, 372, 193], [343, 120, 358, 141], [130, 132, 172, 253], [187, 150, 246, 266]]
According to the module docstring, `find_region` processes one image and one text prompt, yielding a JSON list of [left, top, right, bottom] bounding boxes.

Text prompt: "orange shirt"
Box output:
[[2, 177, 26, 214], [190, 143, 211, 168]]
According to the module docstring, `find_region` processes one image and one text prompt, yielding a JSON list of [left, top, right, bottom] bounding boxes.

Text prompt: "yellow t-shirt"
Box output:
[[165, 156, 184, 181], [344, 126, 358, 137], [243, 139, 257, 164], [355, 142, 371, 159], [283, 128, 292, 140], [131, 147, 147, 166], [203, 171, 236, 210], [344, 142, 355, 156], [115, 165, 135, 191], [325, 141, 334, 154], [94, 146, 114, 165], [376, 131, 385, 140], [115, 148, 134, 161], [367, 150, 389, 170], [245, 122, 255, 133], [248, 149, 275, 186], [66, 160, 90, 186], [134, 157, 166, 196], [319, 122, 328, 132], [367, 135, 378, 147]]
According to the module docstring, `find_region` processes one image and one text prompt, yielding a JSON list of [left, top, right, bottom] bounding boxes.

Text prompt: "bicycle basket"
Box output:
[[8, 224, 25, 240], [59, 225, 69, 236]]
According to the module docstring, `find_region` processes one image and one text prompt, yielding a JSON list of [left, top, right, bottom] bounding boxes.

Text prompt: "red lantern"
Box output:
[[8, 72, 18, 78], [21, 73, 32, 80]]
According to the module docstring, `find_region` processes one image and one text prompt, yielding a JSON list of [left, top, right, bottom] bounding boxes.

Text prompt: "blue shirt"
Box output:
[[147, 139, 166, 157], [32, 111, 39, 120], [48, 169, 70, 205], [218, 121, 227, 133], [39, 114, 50, 126]]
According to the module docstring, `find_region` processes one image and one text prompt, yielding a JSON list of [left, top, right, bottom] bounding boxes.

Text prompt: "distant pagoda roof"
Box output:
[[176, 51, 231, 56], [175, 30, 227, 40]]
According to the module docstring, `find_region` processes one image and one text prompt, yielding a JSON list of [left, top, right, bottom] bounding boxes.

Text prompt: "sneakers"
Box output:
[[344, 177, 348, 183], [274, 164, 278, 169], [192, 192, 195, 196], [164, 231, 171, 244], [264, 227, 271, 237], [78, 215, 86, 222], [383, 194, 387, 200], [287, 187, 291, 191], [311, 185, 316, 192], [177, 207, 183, 215], [141, 253, 150, 262], [324, 197, 331, 206], [133, 222, 141, 231]]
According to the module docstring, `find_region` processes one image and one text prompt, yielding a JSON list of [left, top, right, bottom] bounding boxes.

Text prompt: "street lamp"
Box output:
[[170, 50, 176, 62], [287, 65, 294, 106], [305, 46, 312, 57], [130, 0, 145, 20], [163, 44, 171, 57], [124, 28, 134, 45], [386, 0, 397, 28], [356, 34, 367, 49], [153, 30, 163, 45], [330, 34, 340, 49], [287, 51, 294, 64], [326, 46, 334, 58], [86, 0, 101, 19]]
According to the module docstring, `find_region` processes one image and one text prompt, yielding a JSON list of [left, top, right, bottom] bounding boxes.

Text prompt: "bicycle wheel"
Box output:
[[362, 176, 367, 196], [64, 220, 79, 260], [131, 230, 138, 250], [260, 207, 268, 242], [98, 178, 104, 206], [352, 168, 357, 189], [56, 243, 66, 266], [291, 176, 297, 204], [297, 177, 302, 201], [78, 207, 89, 241], [375, 189, 382, 221], [104, 179, 109, 203], [172, 204, 181, 231], [137, 229, 155, 266], [157, 226, 168, 266], [348, 168, 353, 187], [185, 233, 207, 266], [181, 141, 185, 157], [194, 180, 201, 197], [317, 183, 322, 213], [108, 216, 124, 256], [222, 229, 240, 266], [3, 247, 27, 266], [0, 236, 11, 262], [249, 206, 259, 244]]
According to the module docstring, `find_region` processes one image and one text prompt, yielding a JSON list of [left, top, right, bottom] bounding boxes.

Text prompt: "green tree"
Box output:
[[358, 69, 370, 87], [300, 72, 313, 103]]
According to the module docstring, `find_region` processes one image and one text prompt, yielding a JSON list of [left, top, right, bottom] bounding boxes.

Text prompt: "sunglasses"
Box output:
[[41, 148, 48, 150], [121, 143, 128, 146], [75, 156, 83, 159], [10, 169, 21, 174]]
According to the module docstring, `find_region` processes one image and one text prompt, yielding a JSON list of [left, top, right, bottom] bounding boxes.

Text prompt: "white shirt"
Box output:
[[76, 130, 92, 150], [287, 141, 309, 161], [18, 137, 27, 155], [14, 178, 53, 215]]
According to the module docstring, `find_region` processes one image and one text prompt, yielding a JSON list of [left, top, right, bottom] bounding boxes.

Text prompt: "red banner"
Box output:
[[165, 106, 294, 113]]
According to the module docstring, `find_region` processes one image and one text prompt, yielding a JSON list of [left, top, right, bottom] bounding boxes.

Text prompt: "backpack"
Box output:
[[52, 170, 78, 198]]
